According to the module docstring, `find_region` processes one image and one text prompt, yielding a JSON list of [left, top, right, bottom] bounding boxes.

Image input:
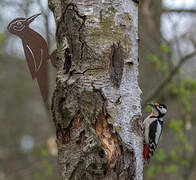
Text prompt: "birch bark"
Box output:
[[48, 0, 143, 179]]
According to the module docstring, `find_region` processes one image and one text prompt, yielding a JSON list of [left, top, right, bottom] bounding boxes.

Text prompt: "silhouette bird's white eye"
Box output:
[[16, 21, 22, 26], [10, 20, 26, 32]]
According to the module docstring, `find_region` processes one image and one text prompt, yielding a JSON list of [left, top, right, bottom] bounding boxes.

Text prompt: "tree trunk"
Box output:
[[48, 0, 143, 179]]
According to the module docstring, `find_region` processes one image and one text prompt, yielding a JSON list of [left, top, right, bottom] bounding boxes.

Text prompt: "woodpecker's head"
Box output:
[[7, 13, 41, 35], [149, 103, 167, 117]]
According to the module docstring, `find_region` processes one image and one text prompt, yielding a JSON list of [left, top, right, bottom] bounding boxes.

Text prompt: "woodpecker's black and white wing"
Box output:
[[148, 119, 163, 158]]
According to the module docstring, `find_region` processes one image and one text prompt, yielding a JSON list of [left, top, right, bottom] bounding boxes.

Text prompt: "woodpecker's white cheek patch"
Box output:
[[157, 107, 167, 115], [162, 108, 167, 114]]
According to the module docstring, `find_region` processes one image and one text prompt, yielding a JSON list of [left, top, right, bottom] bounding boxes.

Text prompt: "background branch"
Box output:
[[142, 51, 196, 108], [163, 8, 196, 14]]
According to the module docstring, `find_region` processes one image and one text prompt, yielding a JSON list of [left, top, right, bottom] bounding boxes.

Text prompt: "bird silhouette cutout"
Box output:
[[7, 13, 57, 102]]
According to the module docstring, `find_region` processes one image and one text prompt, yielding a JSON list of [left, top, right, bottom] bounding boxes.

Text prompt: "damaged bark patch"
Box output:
[[56, 123, 70, 144], [76, 130, 86, 147], [109, 43, 124, 88], [57, 115, 83, 144], [63, 47, 72, 73], [63, 4, 86, 66], [96, 113, 121, 169], [72, 115, 82, 128]]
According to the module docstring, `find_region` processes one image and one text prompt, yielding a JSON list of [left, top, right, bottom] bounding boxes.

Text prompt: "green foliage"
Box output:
[[169, 118, 191, 158], [0, 33, 5, 43], [147, 43, 169, 74], [146, 104, 153, 112], [146, 164, 162, 179], [146, 43, 196, 180], [42, 160, 52, 177], [169, 77, 196, 115], [0, 33, 5, 55], [164, 164, 178, 174], [169, 120, 183, 133], [33, 173, 42, 180], [161, 43, 169, 53], [154, 148, 167, 162], [40, 148, 48, 157], [181, 160, 189, 167], [169, 150, 178, 161], [148, 54, 168, 73], [32, 147, 53, 178]]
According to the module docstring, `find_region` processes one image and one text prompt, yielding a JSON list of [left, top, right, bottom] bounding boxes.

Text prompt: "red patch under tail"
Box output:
[[143, 144, 149, 159]]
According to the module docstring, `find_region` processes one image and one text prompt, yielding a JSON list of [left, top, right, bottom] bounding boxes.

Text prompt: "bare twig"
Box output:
[[163, 8, 196, 14], [142, 51, 196, 108]]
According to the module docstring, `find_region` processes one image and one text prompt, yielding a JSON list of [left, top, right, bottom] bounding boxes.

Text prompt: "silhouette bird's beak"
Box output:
[[26, 13, 41, 25]]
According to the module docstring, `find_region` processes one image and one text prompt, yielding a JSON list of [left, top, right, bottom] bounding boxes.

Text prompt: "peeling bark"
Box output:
[[95, 103, 121, 169], [49, 0, 143, 179]]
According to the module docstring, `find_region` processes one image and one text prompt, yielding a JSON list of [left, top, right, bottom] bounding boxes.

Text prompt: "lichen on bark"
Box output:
[[49, 0, 143, 179]]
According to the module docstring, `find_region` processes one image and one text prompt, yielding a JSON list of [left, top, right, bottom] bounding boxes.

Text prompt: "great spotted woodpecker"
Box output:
[[143, 103, 167, 161]]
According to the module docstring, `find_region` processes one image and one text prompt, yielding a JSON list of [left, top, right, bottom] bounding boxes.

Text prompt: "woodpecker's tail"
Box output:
[[49, 49, 57, 68]]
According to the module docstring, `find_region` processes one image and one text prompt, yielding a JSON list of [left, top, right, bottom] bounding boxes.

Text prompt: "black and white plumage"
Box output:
[[143, 103, 167, 161]]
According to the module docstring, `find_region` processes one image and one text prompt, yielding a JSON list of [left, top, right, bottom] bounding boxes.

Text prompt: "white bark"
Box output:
[[49, 0, 143, 179]]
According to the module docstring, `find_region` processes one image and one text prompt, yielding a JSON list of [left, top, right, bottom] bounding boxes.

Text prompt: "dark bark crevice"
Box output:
[[109, 43, 124, 88], [63, 47, 72, 73], [62, 3, 86, 69]]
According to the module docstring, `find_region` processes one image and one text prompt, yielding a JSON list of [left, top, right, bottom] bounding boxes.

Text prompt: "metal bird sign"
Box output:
[[7, 13, 56, 102]]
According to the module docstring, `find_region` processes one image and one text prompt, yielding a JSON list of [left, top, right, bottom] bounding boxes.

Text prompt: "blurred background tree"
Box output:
[[0, 0, 196, 179], [140, 0, 196, 180], [0, 0, 58, 179]]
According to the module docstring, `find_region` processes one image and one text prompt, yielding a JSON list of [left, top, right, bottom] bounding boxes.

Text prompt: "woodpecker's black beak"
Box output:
[[148, 103, 155, 108], [26, 13, 41, 25]]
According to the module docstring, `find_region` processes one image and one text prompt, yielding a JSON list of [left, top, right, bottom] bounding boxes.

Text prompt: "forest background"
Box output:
[[0, 0, 196, 179]]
